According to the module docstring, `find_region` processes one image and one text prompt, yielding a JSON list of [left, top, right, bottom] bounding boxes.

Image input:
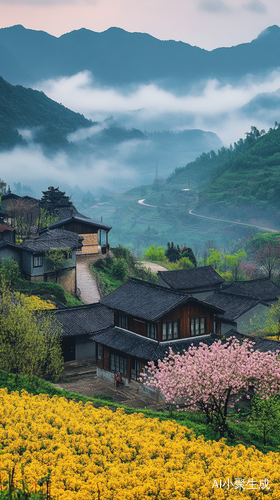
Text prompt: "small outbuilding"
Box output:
[[41, 213, 112, 255]]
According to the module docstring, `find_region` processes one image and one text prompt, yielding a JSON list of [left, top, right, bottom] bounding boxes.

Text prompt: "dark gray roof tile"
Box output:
[[158, 266, 224, 290], [20, 229, 83, 253], [100, 278, 223, 321], [223, 279, 280, 302], [45, 214, 112, 232], [55, 303, 114, 337], [93, 327, 280, 361], [204, 291, 264, 321]]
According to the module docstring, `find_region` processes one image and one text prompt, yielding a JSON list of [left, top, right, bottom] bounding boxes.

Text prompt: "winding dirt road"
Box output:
[[188, 209, 279, 233], [137, 198, 279, 233]]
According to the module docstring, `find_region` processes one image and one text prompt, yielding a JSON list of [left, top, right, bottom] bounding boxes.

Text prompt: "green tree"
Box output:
[[169, 257, 195, 270], [249, 396, 280, 445], [111, 258, 127, 281], [37, 207, 59, 232], [45, 248, 71, 283], [0, 286, 63, 381], [207, 248, 223, 270], [180, 246, 197, 267], [40, 186, 72, 216], [224, 249, 247, 281], [0, 258, 20, 288], [144, 244, 166, 262], [165, 242, 180, 263]]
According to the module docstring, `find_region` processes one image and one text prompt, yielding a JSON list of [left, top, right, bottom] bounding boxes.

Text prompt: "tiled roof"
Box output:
[[55, 304, 114, 337], [0, 225, 15, 232], [223, 329, 280, 353], [43, 214, 112, 232], [55, 206, 79, 220], [0, 241, 21, 251], [93, 327, 280, 361], [100, 278, 223, 321], [158, 266, 225, 290], [223, 278, 280, 302], [204, 291, 266, 322], [20, 229, 83, 253], [93, 327, 217, 361]]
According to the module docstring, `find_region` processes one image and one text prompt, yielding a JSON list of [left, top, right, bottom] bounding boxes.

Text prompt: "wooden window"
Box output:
[[97, 344, 102, 360], [33, 255, 43, 267], [162, 320, 179, 340], [118, 312, 128, 329], [147, 322, 157, 339], [110, 353, 127, 375], [190, 317, 206, 336]]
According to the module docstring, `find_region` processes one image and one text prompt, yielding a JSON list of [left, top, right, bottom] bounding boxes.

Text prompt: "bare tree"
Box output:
[[254, 243, 280, 280]]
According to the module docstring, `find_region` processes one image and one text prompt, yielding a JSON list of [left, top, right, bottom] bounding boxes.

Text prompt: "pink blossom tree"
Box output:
[[141, 338, 280, 436]]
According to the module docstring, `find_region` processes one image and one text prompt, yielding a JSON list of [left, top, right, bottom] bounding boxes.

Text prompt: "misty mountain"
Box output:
[[0, 76, 93, 151], [84, 125, 280, 253], [0, 76, 222, 191], [241, 88, 280, 122], [1, 24, 280, 90]]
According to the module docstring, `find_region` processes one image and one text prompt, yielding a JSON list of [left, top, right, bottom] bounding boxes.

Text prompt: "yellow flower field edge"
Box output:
[[0, 389, 279, 500], [0, 369, 279, 454]]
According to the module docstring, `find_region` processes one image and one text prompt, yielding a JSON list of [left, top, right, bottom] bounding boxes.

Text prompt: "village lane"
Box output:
[[76, 254, 100, 304]]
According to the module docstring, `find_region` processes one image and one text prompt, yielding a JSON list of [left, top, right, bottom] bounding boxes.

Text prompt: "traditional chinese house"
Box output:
[[55, 303, 114, 362], [93, 278, 223, 385], [157, 265, 225, 298], [41, 213, 112, 255], [20, 228, 83, 294]]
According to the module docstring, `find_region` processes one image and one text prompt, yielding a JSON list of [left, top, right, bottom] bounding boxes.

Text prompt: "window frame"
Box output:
[[118, 312, 128, 329], [110, 353, 127, 375], [33, 254, 43, 268], [190, 316, 206, 336], [162, 320, 179, 341], [146, 321, 157, 339]]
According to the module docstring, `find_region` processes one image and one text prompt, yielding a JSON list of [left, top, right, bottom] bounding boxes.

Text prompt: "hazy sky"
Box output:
[[0, 0, 279, 50]]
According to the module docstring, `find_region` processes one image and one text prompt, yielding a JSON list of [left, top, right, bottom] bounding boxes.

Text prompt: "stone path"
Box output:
[[138, 261, 168, 273], [56, 360, 166, 411], [76, 255, 100, 304]]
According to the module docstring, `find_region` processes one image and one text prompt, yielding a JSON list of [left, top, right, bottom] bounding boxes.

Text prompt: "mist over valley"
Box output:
[[2, 24, 280, 251]]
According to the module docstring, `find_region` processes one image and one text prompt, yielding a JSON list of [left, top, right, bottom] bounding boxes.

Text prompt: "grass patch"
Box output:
[[15, 278, 83, 307]]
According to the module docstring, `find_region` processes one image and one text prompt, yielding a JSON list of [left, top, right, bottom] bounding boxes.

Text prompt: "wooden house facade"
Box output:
[[41, 214, 112, 255], [93, 278, 223, 385]]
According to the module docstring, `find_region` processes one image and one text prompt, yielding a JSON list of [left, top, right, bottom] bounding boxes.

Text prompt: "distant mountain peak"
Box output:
[[257, 25, 280, 38]]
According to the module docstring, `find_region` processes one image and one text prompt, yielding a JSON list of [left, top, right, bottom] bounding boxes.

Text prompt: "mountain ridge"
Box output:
[[0, 24, 279, 89]]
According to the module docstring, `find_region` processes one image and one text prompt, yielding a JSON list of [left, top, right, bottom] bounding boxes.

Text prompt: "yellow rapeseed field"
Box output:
[[0, 388, 279, 499]]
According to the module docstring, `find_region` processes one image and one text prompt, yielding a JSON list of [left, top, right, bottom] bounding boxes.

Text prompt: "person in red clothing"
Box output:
[[114, 372, 122, 388]]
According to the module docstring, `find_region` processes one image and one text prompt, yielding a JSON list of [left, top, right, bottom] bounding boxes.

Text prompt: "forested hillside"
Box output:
[[0, 76, 93, 151], [195, 125, 280, 219], [86, 124, 280, 252]]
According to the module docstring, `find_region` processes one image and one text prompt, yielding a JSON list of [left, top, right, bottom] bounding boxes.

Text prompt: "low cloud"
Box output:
[[243, 0, 267, 13], [1, 143, 137, 198], [37, 70, 280, 144], [198, 0, 230, 12], [4, 68, 280, 196]]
